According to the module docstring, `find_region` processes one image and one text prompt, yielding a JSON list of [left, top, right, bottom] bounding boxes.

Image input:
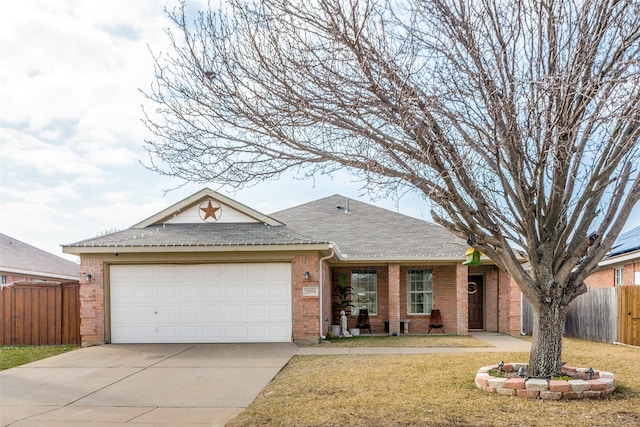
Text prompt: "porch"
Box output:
[[327, 263, 521, 337]]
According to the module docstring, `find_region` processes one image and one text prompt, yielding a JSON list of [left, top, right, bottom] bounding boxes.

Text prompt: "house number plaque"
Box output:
[[302, 286, 319, 297]]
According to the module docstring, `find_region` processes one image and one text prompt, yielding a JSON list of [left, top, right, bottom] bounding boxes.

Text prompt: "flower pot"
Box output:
[[331, 324, 341, 337], [349, 328, 360, 337]]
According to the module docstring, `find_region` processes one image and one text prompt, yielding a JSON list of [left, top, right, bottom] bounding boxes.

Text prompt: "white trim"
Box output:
[[614, 267, 624, 286], [598, 249, 640, 266], [63, 243, 334, 255]]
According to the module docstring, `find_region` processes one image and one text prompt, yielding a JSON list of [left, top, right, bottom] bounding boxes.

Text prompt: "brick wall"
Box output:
[[585, 268, 613, 288], [455, 263, 469, 334], [427, 265, 459, 334], [585, 261, 640, 288], [291, 254, 323, 343], [330, 264, 466, 335], [387, 264, 400, 335], [330, 266, 389, 333], [79, 256, 105, 345]]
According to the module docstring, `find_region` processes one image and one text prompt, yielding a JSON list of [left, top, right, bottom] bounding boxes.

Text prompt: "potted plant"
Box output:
[[331, 274, 354, 335]]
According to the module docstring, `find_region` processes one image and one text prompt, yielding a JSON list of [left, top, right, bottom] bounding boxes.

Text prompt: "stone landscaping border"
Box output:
[[475, 363, 616, 400]]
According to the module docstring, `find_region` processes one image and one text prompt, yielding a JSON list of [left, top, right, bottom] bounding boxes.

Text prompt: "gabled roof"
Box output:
[[63, 189, 323, 254], [63, 190, 468, 261], [271, 195, 468, 262], [133, 188, 284, 228], [0, 233, 79, 280]]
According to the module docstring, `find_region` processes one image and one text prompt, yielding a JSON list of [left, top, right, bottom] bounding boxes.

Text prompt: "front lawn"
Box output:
[[0, 345, 79, 370], [228, 338, 640, 426]]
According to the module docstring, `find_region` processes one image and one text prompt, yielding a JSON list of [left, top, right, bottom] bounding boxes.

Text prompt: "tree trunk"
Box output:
[[528, 302, 568, 377]]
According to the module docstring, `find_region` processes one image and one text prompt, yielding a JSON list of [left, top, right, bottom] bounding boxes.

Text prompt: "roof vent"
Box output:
[[336, 199, 352, 214]]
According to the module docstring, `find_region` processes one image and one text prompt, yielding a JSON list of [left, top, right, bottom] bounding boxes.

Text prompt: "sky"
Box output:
[[1, 0, 638, 263]]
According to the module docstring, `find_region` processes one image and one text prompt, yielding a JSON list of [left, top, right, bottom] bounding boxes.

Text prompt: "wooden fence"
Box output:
[[522, 286, 640, 345], [0, 282, 80, 345], [618, 286, 640, 346], [564, 288, 617, 343]]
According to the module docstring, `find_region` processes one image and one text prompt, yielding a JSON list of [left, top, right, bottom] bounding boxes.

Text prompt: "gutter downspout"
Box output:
[[521, 292, 526, 336], [319, 247, 335, 340]]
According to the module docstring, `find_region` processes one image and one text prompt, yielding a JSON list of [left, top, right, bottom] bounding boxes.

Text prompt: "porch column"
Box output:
[[456, 263, 469, 335], [388, 263, 400, 335]]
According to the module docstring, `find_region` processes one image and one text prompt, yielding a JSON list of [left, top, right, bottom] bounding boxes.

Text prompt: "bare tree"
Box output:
[[143, 0, 640, 376]]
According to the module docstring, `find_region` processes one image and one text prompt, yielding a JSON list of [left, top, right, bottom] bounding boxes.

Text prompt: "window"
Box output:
[[0, 275, 4, 285], [351, 271, 377, 315], [614, 267, 624, 286], [407, 270, 433, 314]]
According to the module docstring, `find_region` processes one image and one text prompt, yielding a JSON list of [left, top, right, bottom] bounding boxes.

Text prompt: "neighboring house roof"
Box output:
[[607, 226, 640, 257], [598, 226, 640, 266], [271, 194, 468, 262], [0, 233, 79, 281]]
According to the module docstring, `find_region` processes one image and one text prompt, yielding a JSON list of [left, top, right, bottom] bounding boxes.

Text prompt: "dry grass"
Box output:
[[228, 338, 640, 426], [308, 334, 492, 348]]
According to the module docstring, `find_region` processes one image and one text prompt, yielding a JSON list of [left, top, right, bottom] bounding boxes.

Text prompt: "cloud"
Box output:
[[0, 127, 103, 177]]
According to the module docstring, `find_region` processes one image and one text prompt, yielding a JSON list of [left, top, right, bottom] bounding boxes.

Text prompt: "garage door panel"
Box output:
[[247, 305, 267, 318], [110, 263, 292, 343], [223, 285, 243, 298], [134, 306, 157, 320], [224, 325, 245, 339], [178, 285, 198, 298], [157, 326, 177, 339], [203, 305, 221, 319], [127, 326, 155, 341], [179, 306, 200, 319], [223, 305, 245, 319], [157, 285, 177, 298], [202, 326, 223, 338], [269, 304, 290, 318], [202, 286, 222, 298], [270, 284, 290, 297]]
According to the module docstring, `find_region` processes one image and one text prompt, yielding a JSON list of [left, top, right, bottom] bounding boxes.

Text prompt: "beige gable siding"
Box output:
[[164, 200, 258, 224]]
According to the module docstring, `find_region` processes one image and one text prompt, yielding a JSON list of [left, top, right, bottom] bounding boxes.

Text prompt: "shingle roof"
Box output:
[[64, 193, 468, 261], [64, 223, 329, 249], [271, 195, 467, 261], [0, 233, 79, 280], [607, 226, 640, 257]]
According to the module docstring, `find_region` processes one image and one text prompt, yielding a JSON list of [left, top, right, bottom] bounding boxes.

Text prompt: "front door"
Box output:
[[468, 275, 484, 330]]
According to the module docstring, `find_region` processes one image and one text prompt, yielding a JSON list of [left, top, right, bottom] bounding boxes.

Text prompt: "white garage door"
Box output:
[[109, 263, 292, 343]]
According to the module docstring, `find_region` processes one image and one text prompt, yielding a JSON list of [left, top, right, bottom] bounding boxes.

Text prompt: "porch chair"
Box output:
[[428, 309, 445, 334], [356, 307, 372, 334]]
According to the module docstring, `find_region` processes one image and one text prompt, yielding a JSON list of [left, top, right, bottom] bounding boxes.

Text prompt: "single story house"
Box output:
[[1, 233, 79, 284], [584, 226, 640, 288], [63, 189, 523, 345]]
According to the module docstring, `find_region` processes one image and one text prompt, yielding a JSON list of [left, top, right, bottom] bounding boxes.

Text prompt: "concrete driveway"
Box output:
[[0, 343, 298, 427]]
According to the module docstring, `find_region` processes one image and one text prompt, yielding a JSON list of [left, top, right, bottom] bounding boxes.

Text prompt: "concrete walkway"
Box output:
[[295, 332, 531, 355], [0, 334, 529, 426]]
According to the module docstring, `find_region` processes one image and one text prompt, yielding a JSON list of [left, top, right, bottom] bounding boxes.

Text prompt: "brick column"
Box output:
[[388, 263, 400, 335], [508, 276, 522, 336], [456, 263, 469, 335], [79, 256, 106, 345]]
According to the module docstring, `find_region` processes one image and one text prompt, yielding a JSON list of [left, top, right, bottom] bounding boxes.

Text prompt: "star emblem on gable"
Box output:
[[199, 199, 221, 222]]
